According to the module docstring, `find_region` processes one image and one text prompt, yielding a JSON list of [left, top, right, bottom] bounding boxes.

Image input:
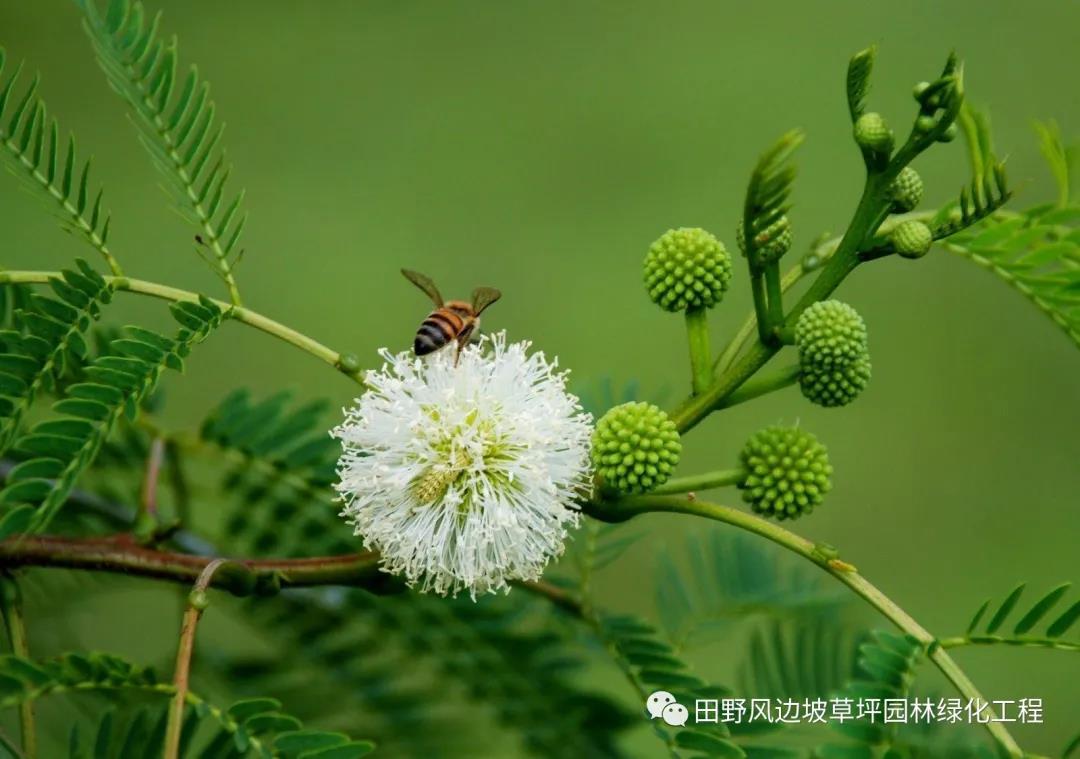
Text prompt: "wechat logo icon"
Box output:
[[645, 690, 689, 727]]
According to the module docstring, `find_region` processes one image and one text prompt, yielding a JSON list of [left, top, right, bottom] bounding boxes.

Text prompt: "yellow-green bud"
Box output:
[[891, 220, 933, 259], [800, 355, 872, 408], [643, 228, 733, 312], [592, 402, 681, 495], [853, 112, 894, 155], [737, 425, 832, 520], [938, 123, 958, 142], [887, 167, 924, 213], [736, 215, 793, 266]]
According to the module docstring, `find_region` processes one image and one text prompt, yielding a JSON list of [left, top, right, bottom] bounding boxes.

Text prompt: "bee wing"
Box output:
[[471, 286, 502, 315], [401, 269, 444, 306]]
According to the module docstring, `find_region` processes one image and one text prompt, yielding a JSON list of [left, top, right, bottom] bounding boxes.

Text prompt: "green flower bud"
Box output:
[[736, 215, 793, 265], [338, 353, 362, 373], [938, 123, 958, 142], [795, 300, 868, 371], [913, 81, 931, 101], [891, 220, 933, 259], [853, 112, 894, 155], [737, 425, 832, 520], [592, 402, 681, 495], [915, 115, 936, 133], [643, 228, 733, 312], [887, 167, 924, 213], [799, 354, 872, 408]]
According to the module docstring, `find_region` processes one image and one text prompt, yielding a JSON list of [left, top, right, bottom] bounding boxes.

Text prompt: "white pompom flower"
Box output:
[[331, 332, 593, 598]]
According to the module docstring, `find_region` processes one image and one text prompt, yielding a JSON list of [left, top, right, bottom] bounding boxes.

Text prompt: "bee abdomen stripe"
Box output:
[[420, 319, 452, 340], [432, 309, 465, 330]]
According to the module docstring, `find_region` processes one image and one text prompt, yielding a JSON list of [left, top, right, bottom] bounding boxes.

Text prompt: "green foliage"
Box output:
[[817, 631, 925, 756], [595, 612, 746, 758], [742, 131, 803, 272], [0, 261, 113, 456], [737, 616, 860, 703], [1033, 119, 1075, 207], [218, 589, 630, 758], [845, 46, 876, 122], [656, 529, 849, 649], [0, 652, 373, 757], [957, 581, 1080, 650], [200, 389, 351, 557], [0, 49, 119, 273], [76, 0, 247, 293], [943, 204, 1080, 348], [0, 293, 223, 535]]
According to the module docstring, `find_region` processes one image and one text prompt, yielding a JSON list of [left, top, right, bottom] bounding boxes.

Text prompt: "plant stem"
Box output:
[[0, 271, 364, 382], [650, 468, 744, 495], [135, 436, 165, 539], [938, 635, 1080, 653], [0, 535, 393, 596], [584, 495, 1023, 758], [684, 307, 712, 394], [164, 559, 225, 759], [749, 270, 771, 341], [0, 577, 35, 759], [764, 262, 784, 331], [716, 363, 800, 409]]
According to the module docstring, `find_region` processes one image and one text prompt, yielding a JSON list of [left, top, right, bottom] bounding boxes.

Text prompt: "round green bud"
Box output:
[[737, 425, 832, 520], [592, 402, 681, 495], [915, 115, 937, 133], [643, 228, 733, 312], [188, 589, 210, 611], [339, 353, 362, 373], [938, 123, 958, 143], [887, 167, 924, 213], [795, 300, 868, 371], [913, 81, 931, 101], [891, 220, 933, 259], [799, 354, 872, 408], [853, 112, 894, 155], [736, 216, 793, 265]]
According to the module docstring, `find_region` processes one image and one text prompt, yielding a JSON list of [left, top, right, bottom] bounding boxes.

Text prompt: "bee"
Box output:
[[401, 269, 502, 363]]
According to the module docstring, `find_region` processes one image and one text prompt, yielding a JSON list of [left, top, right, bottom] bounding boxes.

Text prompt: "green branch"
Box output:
[[684, 307, 712, 394], [584, 494, 1024, 759], [0, 578, 35, 759], [939, 635, 1080, 653], [650, 468, 744, 495], [0, 270, 364, 382]]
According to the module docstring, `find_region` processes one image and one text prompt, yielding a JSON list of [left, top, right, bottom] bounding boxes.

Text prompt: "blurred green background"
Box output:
[[1, 0, 1078, 756]]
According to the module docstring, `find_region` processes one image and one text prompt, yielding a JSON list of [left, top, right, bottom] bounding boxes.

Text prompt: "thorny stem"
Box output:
[[684, 307, 712, 394], [0, 577, 35, 759], [584, 495, 1024, 758], [164, 559, 226, 759], [0, 271, 364, 382]]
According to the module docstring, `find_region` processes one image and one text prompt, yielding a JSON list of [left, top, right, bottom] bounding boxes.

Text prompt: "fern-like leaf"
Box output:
[[943, 204, 1080, 348], [845, 46, 876, 122], [742, 130, 804, 271], [0, 652, 374, 757], [76, 0, 247, 300], [0, 261, 113, 458], [949, 581, 1080, 652], [817, 631, 925, 755], [0, 49, 120, 274], [200, 389, 352, 558], [0, 296, 223, 536], [595, 612, 745, 758]]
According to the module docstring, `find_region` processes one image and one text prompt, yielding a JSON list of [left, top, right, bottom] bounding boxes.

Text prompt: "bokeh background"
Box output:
[[1, 1, 1078, 756]]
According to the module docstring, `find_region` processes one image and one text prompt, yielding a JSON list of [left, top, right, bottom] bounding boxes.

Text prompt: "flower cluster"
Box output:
[[332, 333, 592, 598], [795, 300, 872, 407]]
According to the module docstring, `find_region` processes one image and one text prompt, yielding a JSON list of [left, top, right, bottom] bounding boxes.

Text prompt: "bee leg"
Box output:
[[454, 325, 475, 367]]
